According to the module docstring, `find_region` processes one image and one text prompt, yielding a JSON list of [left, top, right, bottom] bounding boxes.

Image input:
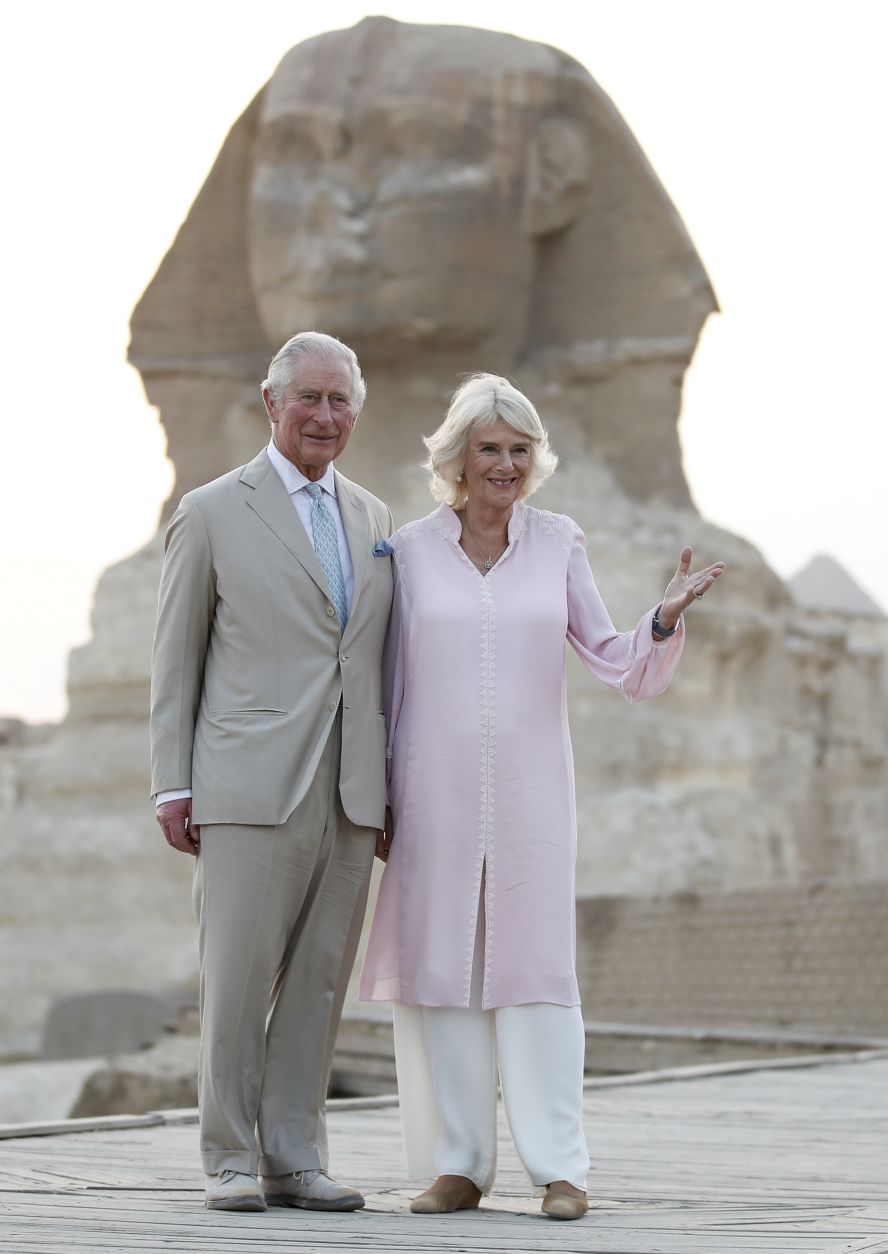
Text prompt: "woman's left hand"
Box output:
[[659, 546, 726, 629]]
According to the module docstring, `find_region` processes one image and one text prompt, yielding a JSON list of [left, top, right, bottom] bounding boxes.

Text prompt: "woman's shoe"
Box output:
[[541, 1186, 588, 1220], [410, 1175, 482, 1214]]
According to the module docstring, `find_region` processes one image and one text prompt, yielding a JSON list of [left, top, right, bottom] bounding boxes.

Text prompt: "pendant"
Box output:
[[484, 557, 494, 571]]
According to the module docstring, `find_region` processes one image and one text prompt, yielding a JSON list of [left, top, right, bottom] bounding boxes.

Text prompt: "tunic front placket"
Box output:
[[438, 513, 522, 1009]]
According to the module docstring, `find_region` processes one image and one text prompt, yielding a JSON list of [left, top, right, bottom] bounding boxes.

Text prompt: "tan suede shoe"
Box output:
[[410, 1176, 482, 1214], [541, 1186, 589, 1220]]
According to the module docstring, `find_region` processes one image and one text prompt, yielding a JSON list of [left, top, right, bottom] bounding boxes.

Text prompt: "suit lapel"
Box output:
[[240, 450, 330, 600], [335, 471, 371, 633]]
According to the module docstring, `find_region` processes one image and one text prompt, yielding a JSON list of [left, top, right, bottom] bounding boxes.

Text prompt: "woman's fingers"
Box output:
[[689, 562, 726, 580]]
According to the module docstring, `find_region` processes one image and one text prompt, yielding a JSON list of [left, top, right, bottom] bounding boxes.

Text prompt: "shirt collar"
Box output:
[[267, 438, 338, 498]]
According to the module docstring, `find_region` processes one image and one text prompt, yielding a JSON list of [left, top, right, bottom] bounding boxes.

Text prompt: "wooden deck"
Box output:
[[1, 1051, 887, 1253]]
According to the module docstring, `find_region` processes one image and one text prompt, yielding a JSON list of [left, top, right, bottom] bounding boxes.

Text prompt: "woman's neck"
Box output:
[[460, 500, 513, 542]]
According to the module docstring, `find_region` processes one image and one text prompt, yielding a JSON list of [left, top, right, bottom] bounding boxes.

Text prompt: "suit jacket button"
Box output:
[[326, 605, 336, 617], [329, 700, 337, 711]]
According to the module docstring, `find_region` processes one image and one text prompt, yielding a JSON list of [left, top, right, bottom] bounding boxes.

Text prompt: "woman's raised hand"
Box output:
[[659, 546, 725, 628]]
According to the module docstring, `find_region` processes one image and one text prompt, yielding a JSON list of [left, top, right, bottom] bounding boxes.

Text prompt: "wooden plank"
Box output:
[[0, 1056, 885, 1251]]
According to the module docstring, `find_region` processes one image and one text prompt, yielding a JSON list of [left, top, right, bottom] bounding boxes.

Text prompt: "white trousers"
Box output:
[[392, 902, 589, 1194]]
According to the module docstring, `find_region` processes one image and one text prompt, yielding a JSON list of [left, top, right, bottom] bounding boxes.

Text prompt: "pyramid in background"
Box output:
[[790, 554, 886, 618]]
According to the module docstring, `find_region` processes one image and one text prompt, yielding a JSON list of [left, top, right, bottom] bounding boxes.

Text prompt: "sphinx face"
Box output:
[[248, 28, 540, 360]]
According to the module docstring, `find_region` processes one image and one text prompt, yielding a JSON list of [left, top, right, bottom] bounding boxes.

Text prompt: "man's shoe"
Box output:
[[410, 1175, 482, 1214], [541, 1186, 588, 1220], [261, 1169, 365, 1211], [205, 1170, 267, 1211]]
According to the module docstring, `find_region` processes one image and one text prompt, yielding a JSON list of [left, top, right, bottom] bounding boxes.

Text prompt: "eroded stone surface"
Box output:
[[42, 991, 176, 1061]]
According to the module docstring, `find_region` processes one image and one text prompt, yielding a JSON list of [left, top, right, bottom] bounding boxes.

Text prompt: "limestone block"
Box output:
[[42, 991, 176, 1061], [575, 882, 888, 1036], [65, 541, 163, 724], [69, 1035, 199, 1119], [0, 1058, 103, 1124]]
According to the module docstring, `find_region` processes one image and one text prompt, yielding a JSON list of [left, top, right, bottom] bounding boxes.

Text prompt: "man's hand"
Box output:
[[374, 807, 394, 862], [156, 797, 200, 856]]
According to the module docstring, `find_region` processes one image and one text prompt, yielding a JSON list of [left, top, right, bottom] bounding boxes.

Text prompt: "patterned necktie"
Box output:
[[304, 482, 348, 632]]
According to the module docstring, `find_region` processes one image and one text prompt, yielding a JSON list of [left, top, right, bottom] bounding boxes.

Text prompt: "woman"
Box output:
[[360, 375, 724, 1220]]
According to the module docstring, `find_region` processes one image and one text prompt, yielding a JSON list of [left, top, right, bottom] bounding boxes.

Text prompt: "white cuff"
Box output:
[[155, 788, 193, 808]]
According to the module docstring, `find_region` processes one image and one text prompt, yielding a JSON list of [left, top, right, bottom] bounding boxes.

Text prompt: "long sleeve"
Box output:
[[565, 521, 684, 703], [149, 497, 217, 796]]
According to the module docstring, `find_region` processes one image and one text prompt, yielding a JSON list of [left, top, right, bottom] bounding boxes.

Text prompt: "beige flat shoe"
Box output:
[[541, 1187, 589, 1220], [410, 1176, 482, 1214]]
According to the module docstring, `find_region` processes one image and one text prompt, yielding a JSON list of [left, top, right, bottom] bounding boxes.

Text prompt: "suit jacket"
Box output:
[[150, 448, 394, 827]]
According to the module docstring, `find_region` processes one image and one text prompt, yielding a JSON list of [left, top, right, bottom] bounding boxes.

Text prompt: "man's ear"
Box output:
[[523, 119, 590, 237], [261, 385, 277, 423]]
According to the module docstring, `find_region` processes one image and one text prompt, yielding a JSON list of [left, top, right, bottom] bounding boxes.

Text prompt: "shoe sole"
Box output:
[[410, 1201, 480, 1215], [541, 1203, 588, 1221], [264, 1194, 364, 1212], [206, 1197, 267, 1212]]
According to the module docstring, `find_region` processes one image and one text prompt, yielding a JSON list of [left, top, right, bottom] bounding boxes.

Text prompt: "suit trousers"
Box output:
[[392, 895, 589, 1194], [192, 713, 375, 1176]]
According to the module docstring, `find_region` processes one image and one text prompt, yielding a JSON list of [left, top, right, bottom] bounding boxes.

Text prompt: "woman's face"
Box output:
[[462, 419, 532, 513]]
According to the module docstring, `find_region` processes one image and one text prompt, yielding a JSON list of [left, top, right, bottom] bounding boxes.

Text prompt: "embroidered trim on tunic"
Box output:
[[477, 573, 497, 1006], [534, 508, 561, 536], [461, 564, 498, 1006], [390, 518, 425, 585]]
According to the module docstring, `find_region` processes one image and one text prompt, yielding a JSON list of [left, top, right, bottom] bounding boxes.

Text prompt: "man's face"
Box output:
[[249, 29, 538, 359], [263, 354, 357, 480]]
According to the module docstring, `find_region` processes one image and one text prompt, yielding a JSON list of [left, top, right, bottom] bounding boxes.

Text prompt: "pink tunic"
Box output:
[[359, 502, 684, 1010]]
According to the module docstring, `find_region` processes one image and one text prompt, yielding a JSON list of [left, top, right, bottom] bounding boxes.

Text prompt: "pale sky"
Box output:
[[2, 0, 885, 723]]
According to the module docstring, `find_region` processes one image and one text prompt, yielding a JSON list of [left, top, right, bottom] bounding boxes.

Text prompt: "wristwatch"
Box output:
[[652, 605, 678, 639]]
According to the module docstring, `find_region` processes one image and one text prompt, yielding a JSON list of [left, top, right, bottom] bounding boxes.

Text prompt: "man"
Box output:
[[150, 331, 393, 1213]]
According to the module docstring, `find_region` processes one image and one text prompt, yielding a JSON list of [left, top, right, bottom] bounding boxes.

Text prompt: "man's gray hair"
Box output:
[[261, 331, 367, 412]]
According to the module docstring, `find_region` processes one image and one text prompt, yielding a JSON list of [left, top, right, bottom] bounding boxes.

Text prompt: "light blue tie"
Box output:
[[304, 482, 348, 632]]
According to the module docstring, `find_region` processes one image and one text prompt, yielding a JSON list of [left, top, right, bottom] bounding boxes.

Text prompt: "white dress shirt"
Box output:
[[156, 441, 355, 808], [265, 438, 355, 610]]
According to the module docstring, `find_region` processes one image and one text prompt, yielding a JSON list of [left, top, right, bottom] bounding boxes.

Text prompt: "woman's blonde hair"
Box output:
[[423, 373, 558, 508]]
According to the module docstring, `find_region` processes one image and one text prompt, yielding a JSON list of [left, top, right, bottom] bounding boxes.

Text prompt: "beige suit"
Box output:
[[151, 448, 393, 826], [150, 447, 393, 1176]]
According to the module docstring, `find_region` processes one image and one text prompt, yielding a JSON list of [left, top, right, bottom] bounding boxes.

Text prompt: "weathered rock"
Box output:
[[576, 881, 888, 1037], [0, 1058, 104, 1125], [42, 991, 178, 1061], [69, 1035, 199, 1118], [0, 18, 886, 1058]]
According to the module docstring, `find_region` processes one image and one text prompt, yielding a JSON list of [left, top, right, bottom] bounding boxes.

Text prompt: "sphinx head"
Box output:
[[131, 18, 713, 507], [248, 18, 697, 369]]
